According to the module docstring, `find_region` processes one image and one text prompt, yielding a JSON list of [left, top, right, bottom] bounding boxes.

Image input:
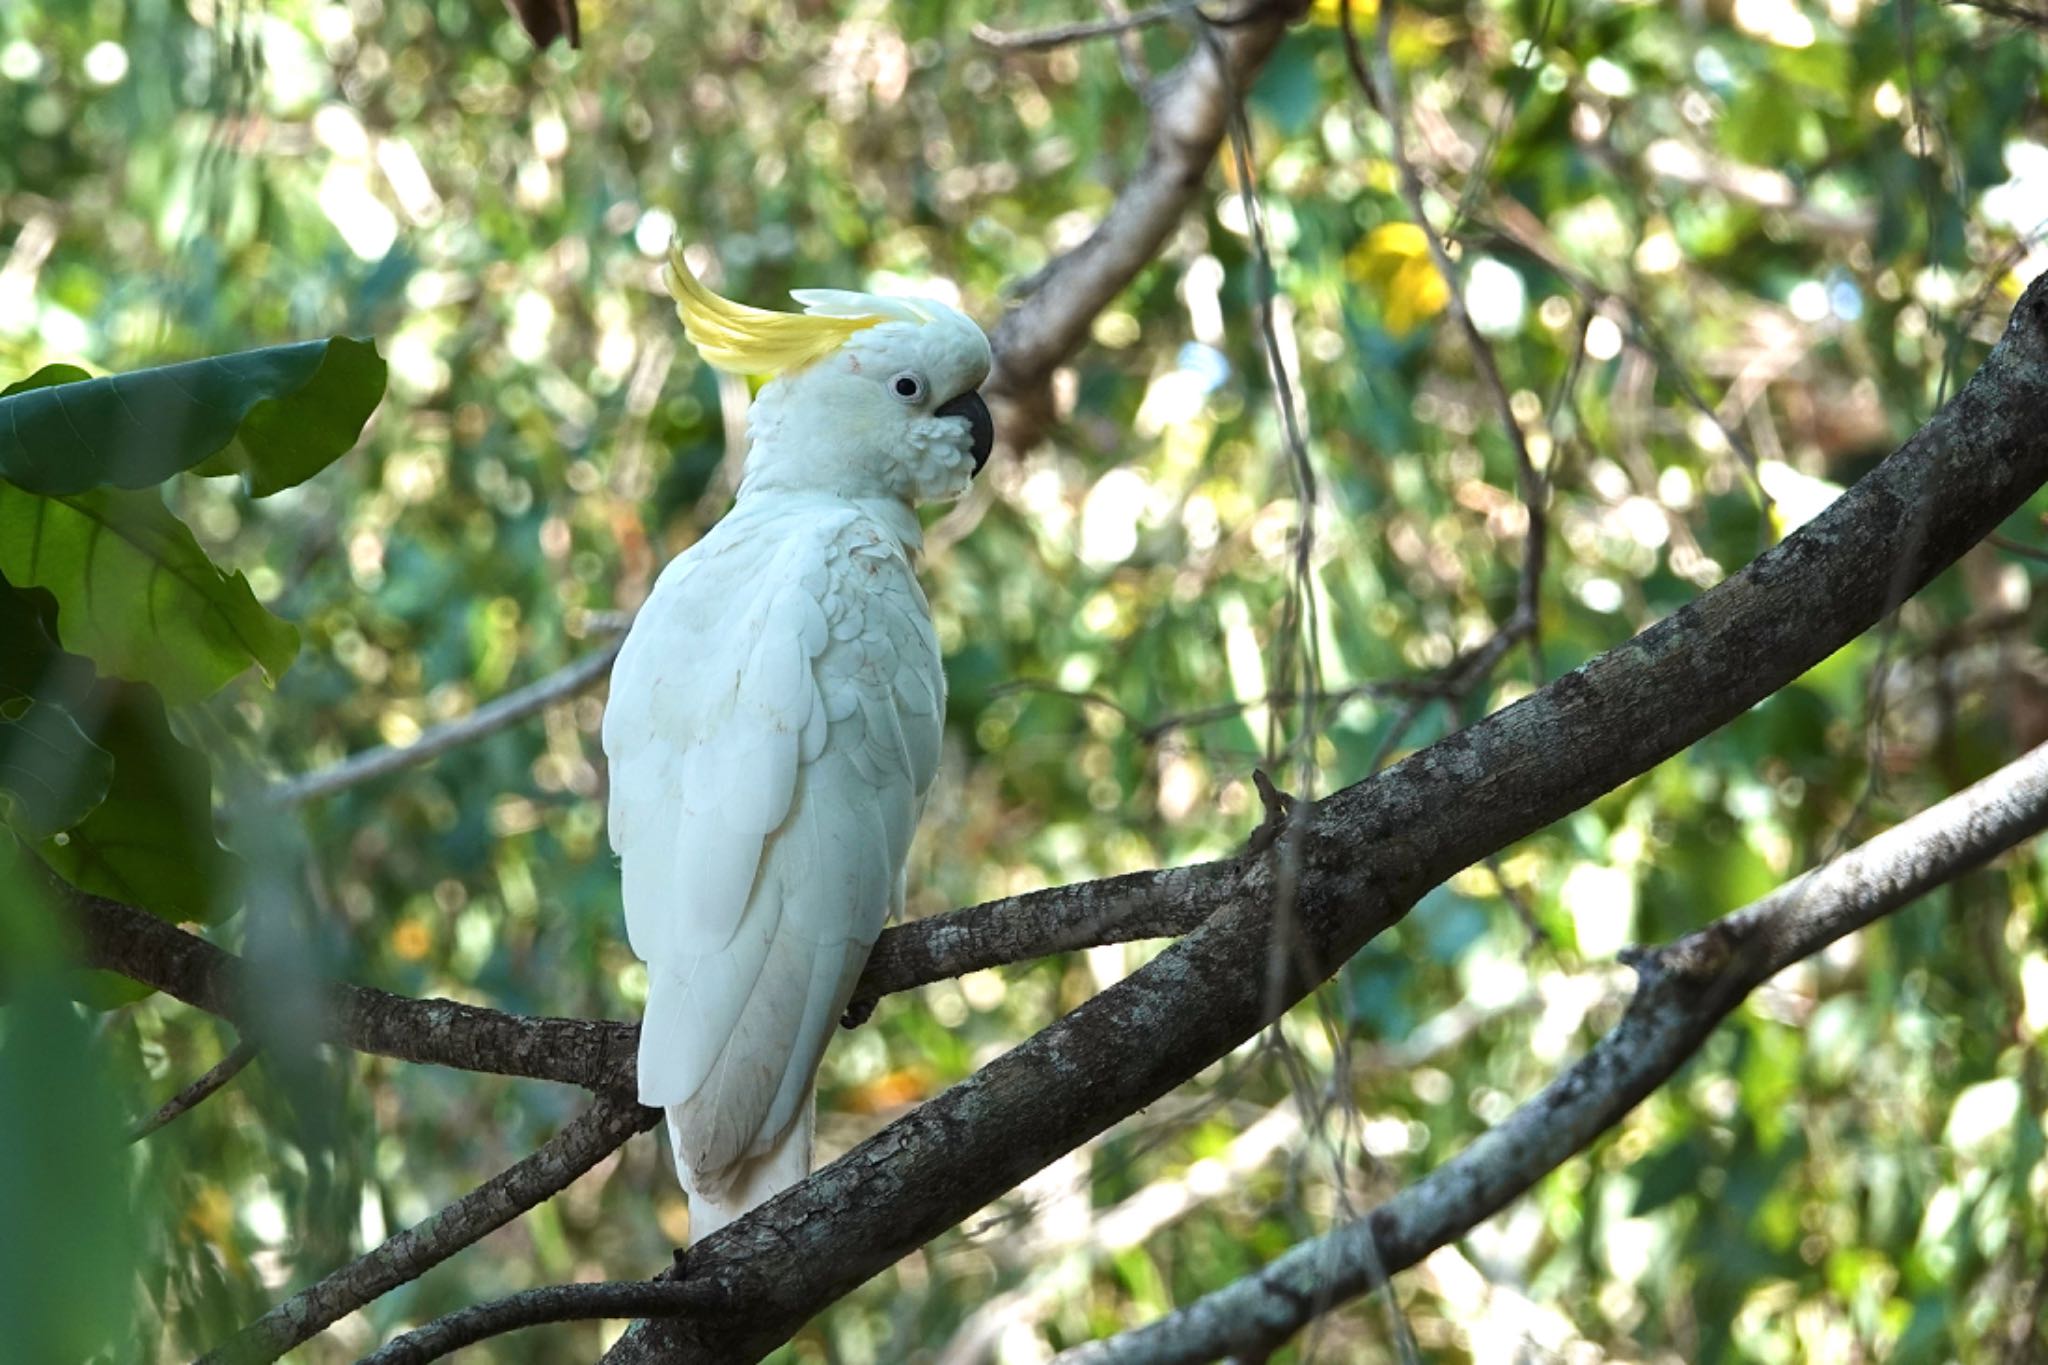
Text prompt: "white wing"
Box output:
[[602, 501, 943, 1187]]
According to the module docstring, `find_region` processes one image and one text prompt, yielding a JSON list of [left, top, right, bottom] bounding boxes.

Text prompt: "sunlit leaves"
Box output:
[[0, 340, 386, 781]]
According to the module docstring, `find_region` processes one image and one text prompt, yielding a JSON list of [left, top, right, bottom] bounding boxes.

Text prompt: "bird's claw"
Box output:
[[1244, 768, 1298, 857]]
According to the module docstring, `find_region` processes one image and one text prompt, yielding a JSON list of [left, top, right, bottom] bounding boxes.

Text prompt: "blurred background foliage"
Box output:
[[4, 0, 2048, 1359]]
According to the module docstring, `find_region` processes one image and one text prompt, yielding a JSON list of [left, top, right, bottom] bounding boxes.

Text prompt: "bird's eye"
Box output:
[[889, 372, 927, 403]]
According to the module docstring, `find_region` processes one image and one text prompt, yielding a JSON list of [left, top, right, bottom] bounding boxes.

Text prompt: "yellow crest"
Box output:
[[666, 247, 887, 377]]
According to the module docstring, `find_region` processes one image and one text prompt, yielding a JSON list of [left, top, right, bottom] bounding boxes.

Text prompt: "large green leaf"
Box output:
[[0, 485, 297, 704], [35, 681, 228, 926], [0, 697, 113, 842], [0, 582, 227, 938], [0, 337, 385, 498], [0, 583, 112, 841]]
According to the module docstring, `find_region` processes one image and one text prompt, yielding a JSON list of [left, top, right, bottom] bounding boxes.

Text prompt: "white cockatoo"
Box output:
[[602, 248, 994, 1240]]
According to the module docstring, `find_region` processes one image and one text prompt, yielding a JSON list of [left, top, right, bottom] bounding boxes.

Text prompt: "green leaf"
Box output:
[[0, 582, 112, 841], [0, 696, 114, 841], [0, 337, 385, 498], [36, 682, 229, 925], [0, 844, 140, 1360], [0, 484, 297, 703], [0, 364, 91, 397], [1631, 1135, 1707, 1215], [0, 583, 227, 939]]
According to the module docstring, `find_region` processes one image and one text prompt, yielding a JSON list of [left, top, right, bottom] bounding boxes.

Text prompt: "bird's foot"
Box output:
[[1244, 768, 1298, 857]]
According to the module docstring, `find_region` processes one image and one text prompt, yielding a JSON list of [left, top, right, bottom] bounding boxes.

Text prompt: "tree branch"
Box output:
[[72, 892, 641, 1091], [984, 0, 1304, 451], [972, 1, 1203, 52], [603, 275, 2048, 1362], [847, 862, 1222, 1016], [363, 1281, 711, 1365], [267, 636, 625, 806], [199, 1095, 659, 1365], [1056, 738, 2048, 1363], [65, 860, 1227, 1089], [125, 1036, 258, 1143]]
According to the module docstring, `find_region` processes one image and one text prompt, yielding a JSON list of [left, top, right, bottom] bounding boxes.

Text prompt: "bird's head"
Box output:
[[667, 247, 995, 506]]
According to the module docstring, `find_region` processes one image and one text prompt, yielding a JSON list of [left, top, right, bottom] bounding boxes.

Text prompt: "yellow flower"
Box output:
[[1347, 222, 1450, 335]]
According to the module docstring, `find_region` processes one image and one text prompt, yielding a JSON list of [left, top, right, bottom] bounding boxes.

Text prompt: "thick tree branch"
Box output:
[[1058, 739, 2048, 1363], [984, 0, 1303, 451], [604, 277, 2048, 1363], [199, 1095, 658, 1365]]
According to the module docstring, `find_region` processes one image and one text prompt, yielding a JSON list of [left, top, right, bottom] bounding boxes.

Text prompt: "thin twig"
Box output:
[[1449, 0, 1562, 233], [1948, 0, 2048, 24], [994, 677, 1424, 746], [1484, 854, 1548, 950], [1459, 198, 1772, 500], [1202, 22, 1326, 783], [199, 1096, 659, 1365], [939, 1102, 1304, 1365], [126, 1037, 258, 1143], [268, 635, 625, 805], [364, 1281, 712, 1365], [1098, 0, 1159, 89], [973, 0, 1201, 50], [1988, 531, 2048, 563]]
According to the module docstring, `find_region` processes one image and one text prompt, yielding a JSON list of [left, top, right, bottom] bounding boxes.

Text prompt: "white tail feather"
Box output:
[[671, 1083, 816, 1243]]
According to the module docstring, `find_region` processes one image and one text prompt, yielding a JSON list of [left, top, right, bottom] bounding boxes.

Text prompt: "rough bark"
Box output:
[[75, 893, 641, 1092]]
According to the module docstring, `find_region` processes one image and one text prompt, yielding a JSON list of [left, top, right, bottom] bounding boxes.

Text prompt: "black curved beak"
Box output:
[[935, 390, 995, 475]]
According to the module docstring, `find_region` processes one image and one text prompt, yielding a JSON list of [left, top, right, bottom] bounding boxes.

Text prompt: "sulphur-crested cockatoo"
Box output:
[[603, 248, 993, 1239]]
